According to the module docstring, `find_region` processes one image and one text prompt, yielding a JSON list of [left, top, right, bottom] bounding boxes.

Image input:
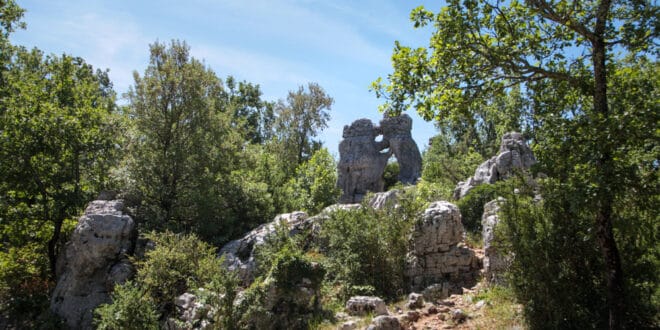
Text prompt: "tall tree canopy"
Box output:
[[273, 82, 333, 176], [0, 47, 120, 277], [373, 1, 658, 328]]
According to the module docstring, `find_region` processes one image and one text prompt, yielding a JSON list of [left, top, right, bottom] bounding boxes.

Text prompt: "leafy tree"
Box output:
[[282, 148, 340, 214], [273, 82, 333, 176], [0, 47, 120, 278], [224, 76, 275, 144], [373, 1, 658, 327], [126, 40, 243, 235]]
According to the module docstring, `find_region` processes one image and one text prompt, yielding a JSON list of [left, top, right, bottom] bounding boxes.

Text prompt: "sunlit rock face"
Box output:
[[454, 132, 536, 199], [51, 199, 136, 330]]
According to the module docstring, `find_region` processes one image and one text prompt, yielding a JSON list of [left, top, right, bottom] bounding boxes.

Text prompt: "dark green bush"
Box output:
[[318, 191, 421, 301], [456, 183, 499, 233], [95, 282, 159, 330]]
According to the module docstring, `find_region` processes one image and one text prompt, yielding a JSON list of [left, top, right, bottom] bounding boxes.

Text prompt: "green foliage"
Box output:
[[94, 282, 159, 330], [456, 184, 499, 233], [95, 232, 240, 328], [238, 227, 326, 330], [318, 191, 422, 301], [134, 231, 224, 312], [273, 82, 333, 177], [283, 148, 340, 214], [382, 161, 400, 191]]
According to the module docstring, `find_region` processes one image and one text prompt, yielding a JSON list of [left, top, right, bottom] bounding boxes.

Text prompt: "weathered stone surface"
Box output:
[[454, 132, 536, 199], [346, 296, 389, 316], [406, 201, 481, 294], [51, 200, 136, 330], [367, 315, 402, 330], [337, 115, 422, 203], [482, 198, 511, 284], [406, 293, 425, 309], [219, 211, 308, 284], [380, 114, 422, 184], [368, 189, 400, 210], [337, 118, 390, 203]]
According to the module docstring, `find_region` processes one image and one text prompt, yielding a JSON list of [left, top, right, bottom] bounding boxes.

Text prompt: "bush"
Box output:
[[318, 191, 421, 301], [95, 282, 159, 330], [94, 232, 239, 328], [456, 183, 499, 233]]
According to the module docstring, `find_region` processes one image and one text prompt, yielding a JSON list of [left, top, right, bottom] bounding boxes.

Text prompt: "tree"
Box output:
[[127, 40, 238, 232], [282, 148, 340, 214], [0, 47, 120, 278], [373, 1, 658, 327], [224, 76, 275, 144], [274, 82, 333, 176]]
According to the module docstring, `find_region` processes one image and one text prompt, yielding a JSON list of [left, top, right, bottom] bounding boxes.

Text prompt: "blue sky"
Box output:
[[11, 0, 443, 156]]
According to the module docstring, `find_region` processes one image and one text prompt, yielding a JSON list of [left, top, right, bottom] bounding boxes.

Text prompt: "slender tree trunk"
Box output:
[[593, 1, 625, 327], [47, 216, 64, 280]]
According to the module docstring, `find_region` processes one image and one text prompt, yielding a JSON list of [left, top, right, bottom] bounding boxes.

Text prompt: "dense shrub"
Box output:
[[94, 232, 239, 328], [456, 183, 499, 233], [95, 282, 159, 330], [318, 191, 422, 301]]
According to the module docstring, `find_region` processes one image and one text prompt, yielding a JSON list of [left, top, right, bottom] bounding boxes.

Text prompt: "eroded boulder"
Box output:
[[51, 199, 136, 329], [346, 296, 389, 316]]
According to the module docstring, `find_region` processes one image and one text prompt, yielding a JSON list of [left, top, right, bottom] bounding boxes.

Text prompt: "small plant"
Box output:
[[95, 282, 159, 330]]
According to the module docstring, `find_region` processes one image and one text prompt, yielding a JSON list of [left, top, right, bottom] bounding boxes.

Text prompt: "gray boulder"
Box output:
[[346, 296, 389, 316], [219, 211, 308, 285], [454, 132, 536, 199], [367, 315, 402, 330], [51, 200, 136, 330]]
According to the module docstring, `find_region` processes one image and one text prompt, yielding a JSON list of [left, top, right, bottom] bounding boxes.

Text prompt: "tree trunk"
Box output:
[[593, 1, 625, 327], [47, 216, 64, 280]]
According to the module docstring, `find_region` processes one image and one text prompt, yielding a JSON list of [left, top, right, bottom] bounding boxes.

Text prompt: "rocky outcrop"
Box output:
[[51, 199, 136, 330], [337, 115, 422, 203], [405, 202, 480, 295], [482, 198, 510, 284], [219, 211, 309, 284], [337, 119, 390, 203], [380, 114, 422, 184], [220, 192, 403, 285], [454, 132, 536, 199]]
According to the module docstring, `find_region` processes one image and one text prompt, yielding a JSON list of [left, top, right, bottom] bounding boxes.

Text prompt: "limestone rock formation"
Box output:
[[380, 114, 422, 184], [51, 199, 136, 329], [454, 132, 536, 199], [405, 201, 480, 294], [337, 119, 390, 203], [337, 115, 422, 204], [482, 198, 510, 284]]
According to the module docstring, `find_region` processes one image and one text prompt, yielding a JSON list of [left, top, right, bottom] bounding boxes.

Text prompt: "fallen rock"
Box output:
[[367, 315, 402, 330], [50, 200, 136, 330], [451, 309, 468, 323], [406, 293, 425, 309], [346, 296, 388, 316]]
